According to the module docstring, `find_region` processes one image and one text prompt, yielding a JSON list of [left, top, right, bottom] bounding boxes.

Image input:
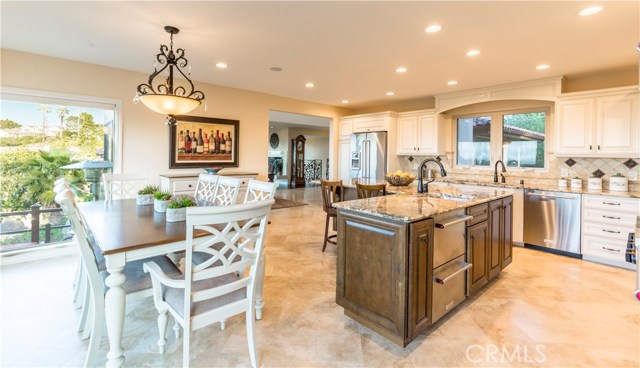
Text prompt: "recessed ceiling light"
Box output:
[[305, 82, 314, 88], [270, 67, 283, 72], [341, 100, 349, 104], [536, 64, 550, 70], [396, 67, 408, 73], [579, 6, 603, 16], [425, 25, 442, 33], [447, 80, 458, 86], [215, 62, 228, 69], [386, 91, 395, 96], [466, 50, 480, 57]]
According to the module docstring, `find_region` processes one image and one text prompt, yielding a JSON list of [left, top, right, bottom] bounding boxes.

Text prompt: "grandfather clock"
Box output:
[[289, 135, 306, 188]]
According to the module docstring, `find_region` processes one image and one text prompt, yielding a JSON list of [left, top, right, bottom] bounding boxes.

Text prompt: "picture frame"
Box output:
[[169, 115, 239, 169]]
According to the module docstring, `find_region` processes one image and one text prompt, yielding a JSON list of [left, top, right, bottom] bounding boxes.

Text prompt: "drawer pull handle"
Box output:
[[434, 262, 472, 284], [602, 229, 621, 234], [602, 247, 620, 253], [602, 215, 621, 220], [602, 202, 621, 206]]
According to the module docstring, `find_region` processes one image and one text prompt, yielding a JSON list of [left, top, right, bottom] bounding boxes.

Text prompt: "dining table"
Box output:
[[78, 198, 267, 368]]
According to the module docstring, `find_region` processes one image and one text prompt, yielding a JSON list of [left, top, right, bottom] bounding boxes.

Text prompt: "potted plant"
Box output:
[[153, 190, 172, 213], [136, 185, 158, 205], [166, 196, 197, 222]]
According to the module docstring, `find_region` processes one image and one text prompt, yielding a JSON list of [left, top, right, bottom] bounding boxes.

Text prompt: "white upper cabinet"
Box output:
[[397, 110, 443, 155], [555, 86, 639, 158], [338, 118, 353, 140]]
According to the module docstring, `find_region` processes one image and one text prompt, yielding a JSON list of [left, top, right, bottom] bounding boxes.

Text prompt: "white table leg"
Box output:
[[105, 254, 126, 368], [254, 254, 266, 320]]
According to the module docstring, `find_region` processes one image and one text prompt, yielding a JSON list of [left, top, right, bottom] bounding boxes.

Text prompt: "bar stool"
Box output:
[[320, 180, 343, 252], [355, 182, 386, 199]]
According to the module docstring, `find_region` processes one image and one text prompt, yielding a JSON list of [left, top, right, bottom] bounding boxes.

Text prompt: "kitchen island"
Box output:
[[334, 187, 513, 346]]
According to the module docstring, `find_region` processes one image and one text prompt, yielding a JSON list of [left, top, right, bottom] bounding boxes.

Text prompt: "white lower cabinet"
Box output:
[[581, 194, 638, 269]]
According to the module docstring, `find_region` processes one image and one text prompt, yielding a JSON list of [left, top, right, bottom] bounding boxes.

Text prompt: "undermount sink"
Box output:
[[427, 192, 475, 201]]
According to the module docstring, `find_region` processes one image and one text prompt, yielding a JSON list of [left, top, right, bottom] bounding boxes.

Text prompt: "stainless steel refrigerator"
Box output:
[[349, 131, 387, 182]]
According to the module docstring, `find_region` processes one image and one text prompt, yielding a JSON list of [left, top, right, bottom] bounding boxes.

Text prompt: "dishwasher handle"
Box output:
[[434, 262, 473, 284], [527, 193, 578, 200], [435, 215, 474, 229]]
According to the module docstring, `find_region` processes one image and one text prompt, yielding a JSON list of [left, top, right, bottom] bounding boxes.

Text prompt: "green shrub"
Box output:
[[137, 185, 159, 195], [168, 196, 196, 209], [153, 190, 172, 201]]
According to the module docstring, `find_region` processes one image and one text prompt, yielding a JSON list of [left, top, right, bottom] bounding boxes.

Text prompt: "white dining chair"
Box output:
[[144, 199, 274, 368], [193, 173, 219, 206], [243, 179, 278, 203], [101, 173, 147, 200], [211, 176, 242, 206], [55, 189, 182, 368]]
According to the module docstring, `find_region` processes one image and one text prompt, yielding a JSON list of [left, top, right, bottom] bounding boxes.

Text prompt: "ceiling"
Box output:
[[1, 1, 638, 110]]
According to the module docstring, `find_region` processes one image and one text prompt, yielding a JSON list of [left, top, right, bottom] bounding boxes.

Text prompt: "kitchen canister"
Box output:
[[609, 173, 629, 192], [570, 178, 582, 189], [587, 177, 602, 190], [558, 178, 568, 188]]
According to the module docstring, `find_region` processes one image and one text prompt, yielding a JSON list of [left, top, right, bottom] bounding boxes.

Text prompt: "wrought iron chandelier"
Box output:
[[134, 26, 205, 125]]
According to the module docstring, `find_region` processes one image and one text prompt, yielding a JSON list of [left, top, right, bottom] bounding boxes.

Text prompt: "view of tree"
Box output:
[[38, 104, 51, 142], [503, 112, 546, 134], [0, 118, 21, 129], [56, 106, 69, 138]]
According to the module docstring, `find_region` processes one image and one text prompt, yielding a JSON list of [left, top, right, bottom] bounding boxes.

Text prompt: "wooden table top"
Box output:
[[78, 199, 190, 255]]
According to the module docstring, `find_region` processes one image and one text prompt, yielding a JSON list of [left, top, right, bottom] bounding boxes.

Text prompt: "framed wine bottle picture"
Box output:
[[169, 115, 239, 169]]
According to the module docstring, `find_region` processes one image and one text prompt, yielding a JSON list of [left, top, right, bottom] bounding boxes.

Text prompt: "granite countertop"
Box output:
[[333, 186, 513, 223], [396, 179, 640, 199]]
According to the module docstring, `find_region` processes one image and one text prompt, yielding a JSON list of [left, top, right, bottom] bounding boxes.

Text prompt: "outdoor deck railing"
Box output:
[[0, 204, 72, 253]]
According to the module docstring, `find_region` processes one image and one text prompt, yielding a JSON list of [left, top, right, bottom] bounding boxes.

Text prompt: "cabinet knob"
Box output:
[[597, 145, 600, 150], [589, 145, 592, 150], [188, 184, 192, 188]]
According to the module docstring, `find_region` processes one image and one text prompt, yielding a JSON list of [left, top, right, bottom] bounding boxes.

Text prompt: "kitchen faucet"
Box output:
[[494, 160, 506, 183], [417, 158, 447, 193]]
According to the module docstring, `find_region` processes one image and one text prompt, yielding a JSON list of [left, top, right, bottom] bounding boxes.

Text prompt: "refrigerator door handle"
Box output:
[[362, 139, 369, 178]]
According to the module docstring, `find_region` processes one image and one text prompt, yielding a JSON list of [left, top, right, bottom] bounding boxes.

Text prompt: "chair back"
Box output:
[[183, 200, 274, 326], [212, 176, 242, 206], [102, 173, 147, 200], [355, 182, 386, 199], [243, 180, 278, 203], [320, 180, 343, 214], [194, 174, 220, 206], [53, 181, 71, 194], [55, 190, 103, 300]]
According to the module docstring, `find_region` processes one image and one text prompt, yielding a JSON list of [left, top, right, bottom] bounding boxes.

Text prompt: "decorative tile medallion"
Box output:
[[408, 156, 414, 162], [623, 159, 638, 169], [564, 158, 577, 167], [436, 156, 442, 162], [591, 169, 605, 178]]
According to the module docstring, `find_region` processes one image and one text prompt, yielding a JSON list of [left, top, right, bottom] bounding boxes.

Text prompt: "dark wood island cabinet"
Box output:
[[335, 189, 513, 347]]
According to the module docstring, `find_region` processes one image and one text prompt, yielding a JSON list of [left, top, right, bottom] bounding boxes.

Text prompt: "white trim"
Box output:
[[0, 86, 124, 172], [0, 241, 77, 266], [435, 77, 563, 113]]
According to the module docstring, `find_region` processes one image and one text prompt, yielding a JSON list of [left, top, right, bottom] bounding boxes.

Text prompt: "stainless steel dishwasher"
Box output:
[[523, 189, 581, 257]]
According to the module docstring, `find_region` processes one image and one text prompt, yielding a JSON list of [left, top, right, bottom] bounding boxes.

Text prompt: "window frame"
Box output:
[[452, 106, 550, 172], [0, 86, 123, 172]]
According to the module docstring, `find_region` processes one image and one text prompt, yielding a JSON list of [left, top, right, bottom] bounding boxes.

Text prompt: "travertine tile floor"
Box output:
[[1, 187, 639, 367]]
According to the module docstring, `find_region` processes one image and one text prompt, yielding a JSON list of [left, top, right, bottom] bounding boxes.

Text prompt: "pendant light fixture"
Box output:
[[134, 26, 205, 125]]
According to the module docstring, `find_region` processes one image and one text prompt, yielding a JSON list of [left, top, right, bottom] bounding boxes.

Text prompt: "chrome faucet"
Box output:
[[494, 160, 506, 183], [417, 158, 447, 193]]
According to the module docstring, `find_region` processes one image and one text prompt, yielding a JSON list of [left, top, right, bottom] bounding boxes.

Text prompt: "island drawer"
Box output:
[[466, 203, 488, 226]]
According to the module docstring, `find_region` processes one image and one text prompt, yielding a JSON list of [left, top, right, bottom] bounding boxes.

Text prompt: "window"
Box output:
[[503, 112, 545, 168], [457, 116, 491, 166], [455, 109, 547, 169]]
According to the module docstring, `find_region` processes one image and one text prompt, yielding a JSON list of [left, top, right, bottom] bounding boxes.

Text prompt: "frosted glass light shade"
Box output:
[[139, 95, 201, 115]]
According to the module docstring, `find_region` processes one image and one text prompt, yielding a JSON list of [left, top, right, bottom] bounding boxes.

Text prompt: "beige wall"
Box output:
[[0, 49, 353, 183], [563, 65, 638, 93]]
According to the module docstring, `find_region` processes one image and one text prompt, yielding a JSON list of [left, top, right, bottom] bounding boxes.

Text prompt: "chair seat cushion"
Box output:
[[163, 273, 246, 318], [101, 255, 182, 294]]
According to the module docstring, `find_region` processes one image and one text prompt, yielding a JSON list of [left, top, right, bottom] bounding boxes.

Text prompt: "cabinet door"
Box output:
[[339, 118, 353, 140], [339, 140, 351, 184], [397, 115, 418, 154], [501, 196, 513, 269], [407, 219, 433, 340], [416, 114, 437, 154], [596, 93, 639, 156], [555, 99, 594, 156], [488, 199, 502, 280], [468, 221, 489, 294]]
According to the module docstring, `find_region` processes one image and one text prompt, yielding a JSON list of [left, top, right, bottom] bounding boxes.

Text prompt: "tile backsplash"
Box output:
[[399, 154, 640, 191]]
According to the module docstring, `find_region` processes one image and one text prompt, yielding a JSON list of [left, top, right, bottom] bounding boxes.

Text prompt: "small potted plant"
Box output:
[[136, 185, 158, 205], [166, 196, 197, 222], [153, 190, 172, 213]]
